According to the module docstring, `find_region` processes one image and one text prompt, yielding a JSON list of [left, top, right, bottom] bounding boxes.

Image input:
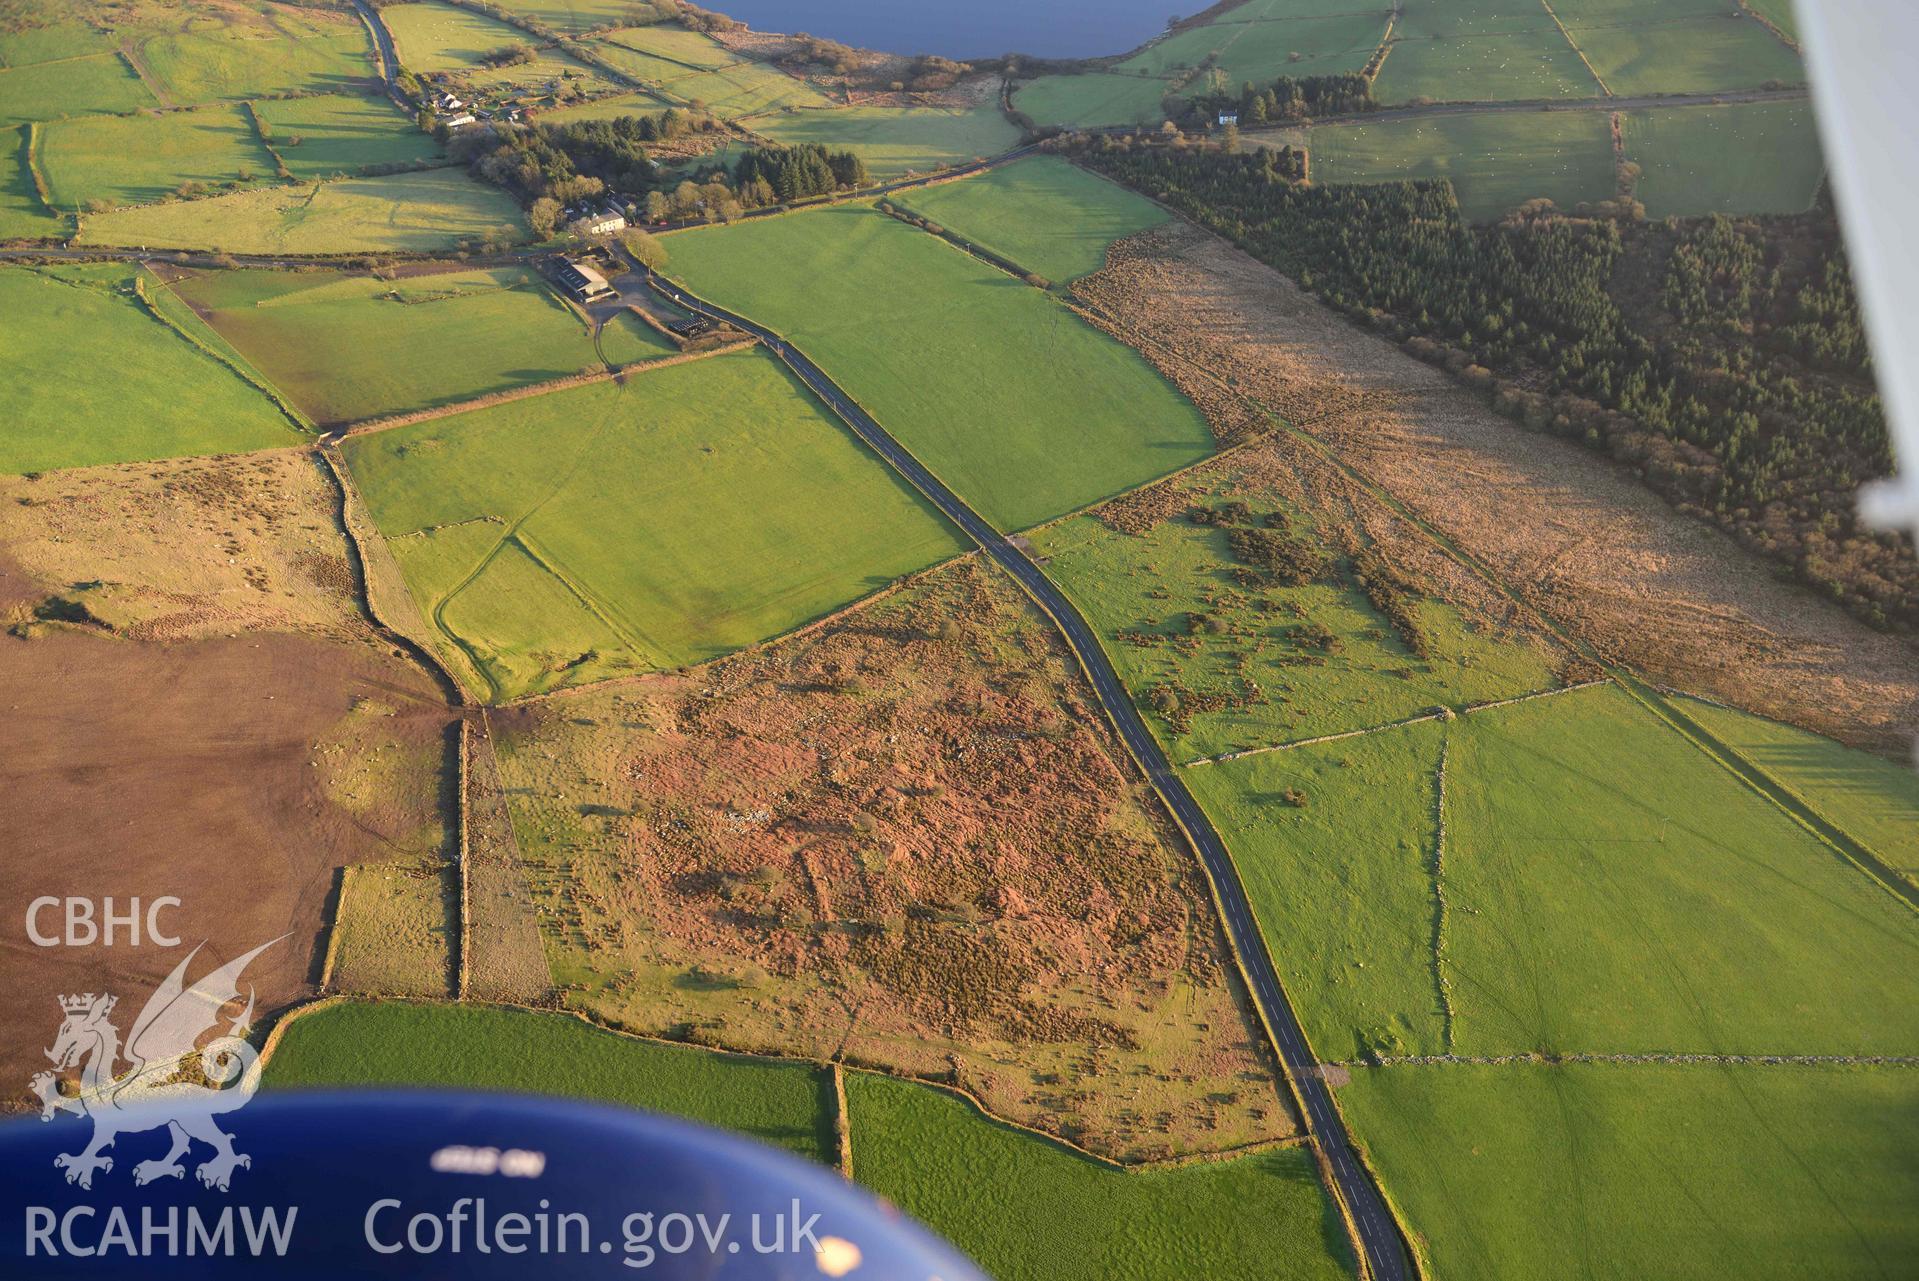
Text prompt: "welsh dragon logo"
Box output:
[[29, 938, 281, 1192]]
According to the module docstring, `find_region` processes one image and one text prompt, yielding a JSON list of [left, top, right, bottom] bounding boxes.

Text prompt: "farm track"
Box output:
[[639, 262, 1414, 1281]]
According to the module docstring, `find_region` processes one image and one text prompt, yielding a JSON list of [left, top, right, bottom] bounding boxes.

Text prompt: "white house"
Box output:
[[573, 210, 626, 236], [443, 112, 478, 130]]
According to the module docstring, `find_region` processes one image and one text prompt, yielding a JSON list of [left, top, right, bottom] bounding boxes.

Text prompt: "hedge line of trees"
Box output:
[[1074, 141, 1915, 630]]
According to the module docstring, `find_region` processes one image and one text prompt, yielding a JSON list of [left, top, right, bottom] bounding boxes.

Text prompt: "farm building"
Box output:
[[443, 112, 478, 130], [555, 258, 617, 304]]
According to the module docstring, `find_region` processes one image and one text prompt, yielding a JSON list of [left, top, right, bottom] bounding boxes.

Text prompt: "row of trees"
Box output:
[[1073, 141, 1915, 630]]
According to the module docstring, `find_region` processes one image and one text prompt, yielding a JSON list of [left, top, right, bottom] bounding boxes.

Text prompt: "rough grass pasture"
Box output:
[[1341, 1061, 1919, 1281], [169, 264, 664, 424], [1439, 684, 1919, 1056], [328, 862, 455, 997], [1672, 694, 1919, 888], [253, 93, 444, 180], [1119, 9, 1389, 83], [664, 204, 1215, 531], [77, 167, 525, 253], [0, 126, 59, 239], [135, 21, 375, 103], [0, 53, 154, 127], [261, 1001, 836, 1163], [487, 557, 1290, 1162], [1030, 479, 1563, 761], [1623, 102, 1825, 219], [846, 1072, 1352, 1281], [1012, 72, 1173, 129], [0, 265, 300, 474], [749, 101, 1018, 178], [892, 155, 1166, 285], [40, 105, 278, 210], [1308, 110, 1616, 221], [1373, 2, 1601, 104], [1561, 13, 1806, 96], [343, 349, 965, 698]]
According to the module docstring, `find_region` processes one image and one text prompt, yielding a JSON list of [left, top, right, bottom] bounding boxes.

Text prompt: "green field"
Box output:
[[1118, 9, 1389, 84], [0, 53, 155, 127], [1741, 0, 1800, 42], [0, 23, 119, 68], [663, 203, 1215, 531], [0, 264, 301, 474], [77, 167, 525, 253], [253, 93, 444, 180], [0, 125, 59, 239], [1561, 13, 1805, 96], [1374, 0, 1600, 104], [631, 57, 828, 117], [342, 348, 965, 698], [1623, 102, 1825, 219], [749, 101, 1019, 179], [589, 24, 739, 82], [1672, 694, 1919, 887], [1308, 110, 1617, 220], [1341, 1061, 1919, 1281], [169, 264, 667, 425], [135, 22, 375, 104], [533, 88, 675, 124], [1440, 684, 1919, 1056], [1188, 683, 1919, 1062], [262, 1001, 835, 1162], [847, 1072, 1354, 1281], [487, 0, 653, 35], [891, 155, 1166, 284], [1187, 724, 1451, 1062], [1029, 483, 1564, 762], [40, 104, 278, 210], [385, 1, 616, 92], [1012, 72, 1173, 129]]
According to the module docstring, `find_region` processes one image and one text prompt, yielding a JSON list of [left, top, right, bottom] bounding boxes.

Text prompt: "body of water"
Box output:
[[707, 0, 1183, 61]]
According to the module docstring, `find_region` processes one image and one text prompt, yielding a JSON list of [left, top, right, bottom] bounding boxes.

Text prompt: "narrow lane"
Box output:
[[643, 266, 1413, 1281]]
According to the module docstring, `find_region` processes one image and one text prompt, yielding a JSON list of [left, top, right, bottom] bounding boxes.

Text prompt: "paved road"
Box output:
[[349, 0, 405, 105], [642, 265, 1413, 1281]]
